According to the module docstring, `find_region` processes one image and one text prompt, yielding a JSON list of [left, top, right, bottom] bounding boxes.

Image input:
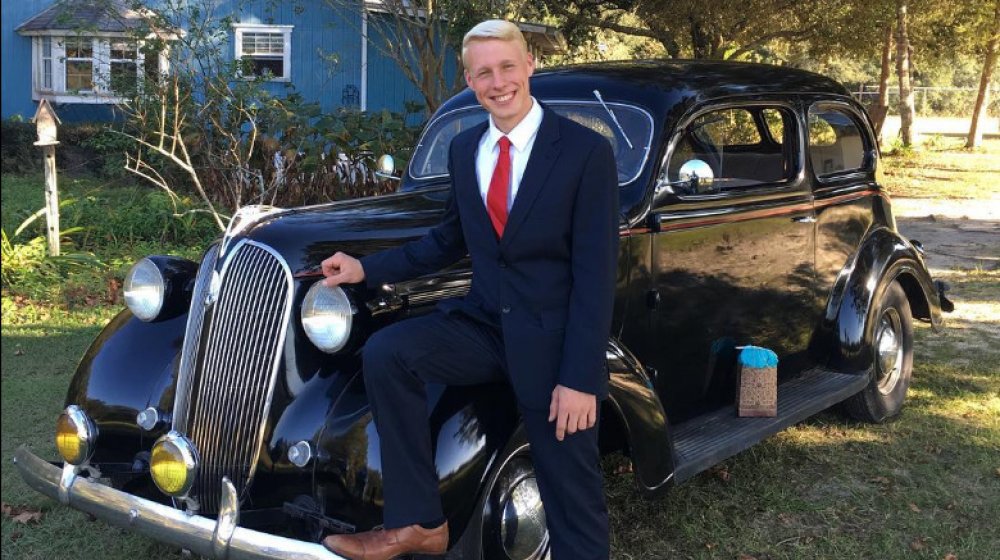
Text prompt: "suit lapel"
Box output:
[[501, 109, 561, 248], [454, 121, 497, 247]]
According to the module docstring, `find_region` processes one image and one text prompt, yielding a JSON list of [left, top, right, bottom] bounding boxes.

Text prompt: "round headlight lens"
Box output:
[[301, 282, 354, 353], [124, 258, 165, 322], [150, 432, 198, 496], [55, 405, 97, 465]]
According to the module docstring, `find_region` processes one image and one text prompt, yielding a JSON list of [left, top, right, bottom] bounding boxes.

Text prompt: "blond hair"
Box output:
[[462, 20, 528, 69]]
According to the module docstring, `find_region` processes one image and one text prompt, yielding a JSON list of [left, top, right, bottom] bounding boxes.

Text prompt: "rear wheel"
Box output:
[[453, 428, 550, 560], [843, 281, 914, 422]]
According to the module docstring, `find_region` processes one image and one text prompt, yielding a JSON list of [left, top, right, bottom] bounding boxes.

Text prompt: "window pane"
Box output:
[[43, 59, 53, 89], [243, 56, 284, 78], [243, 32, 284, 55], [42, 37, 52, 58], [65, 37, 92, 58], [111, 41, 137, 60], [66, 60, 94, 90], [693, 108, 760, 146], [111, 61, 138, 93], [667, 106, 792, 192], [808, 107, 866, 176]]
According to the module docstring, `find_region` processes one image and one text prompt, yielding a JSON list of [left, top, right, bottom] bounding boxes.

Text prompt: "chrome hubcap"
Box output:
[[499, 474, 547, 559], [875, 309, 903, 394]]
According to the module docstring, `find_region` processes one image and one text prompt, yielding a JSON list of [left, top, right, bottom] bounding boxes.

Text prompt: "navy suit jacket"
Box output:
[[360, 108, 619, 410]]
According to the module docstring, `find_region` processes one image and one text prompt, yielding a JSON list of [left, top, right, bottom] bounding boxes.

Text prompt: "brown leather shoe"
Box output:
[[321, 522, 448, 560]]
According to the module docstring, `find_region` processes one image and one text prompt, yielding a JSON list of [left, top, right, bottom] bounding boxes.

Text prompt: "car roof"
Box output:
[[438, 59, 852, 115]]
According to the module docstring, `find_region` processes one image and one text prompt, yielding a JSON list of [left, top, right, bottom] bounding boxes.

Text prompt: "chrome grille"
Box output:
[[177, 241, 293, 513], [172, 243, 220, 430]]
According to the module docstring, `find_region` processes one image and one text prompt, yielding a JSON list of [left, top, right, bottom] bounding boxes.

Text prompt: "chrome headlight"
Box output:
[[56, 405, 97, 465], [124, 258, 165, 321], [123, 256, 199, 322], [301, 282, 354, 353], [150, 431, 199, 496]]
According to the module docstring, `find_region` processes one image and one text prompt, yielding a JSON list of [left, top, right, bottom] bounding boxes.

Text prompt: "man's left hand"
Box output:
[[548, 385, 597, 441]]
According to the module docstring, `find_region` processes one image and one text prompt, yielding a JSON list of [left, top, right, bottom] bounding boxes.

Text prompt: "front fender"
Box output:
[[65, 309, 186, 463], [821, 227, 943, 373], [313, 366, 519, 538]]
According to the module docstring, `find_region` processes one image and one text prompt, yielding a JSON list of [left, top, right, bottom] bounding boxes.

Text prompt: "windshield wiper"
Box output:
[[593, 89, 634, 150]]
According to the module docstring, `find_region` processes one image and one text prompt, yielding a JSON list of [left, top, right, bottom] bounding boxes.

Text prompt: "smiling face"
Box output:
[[464, 38, 535, 133]]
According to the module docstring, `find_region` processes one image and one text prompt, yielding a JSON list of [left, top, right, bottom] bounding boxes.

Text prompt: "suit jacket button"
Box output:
[[501, 305, 511, 314]]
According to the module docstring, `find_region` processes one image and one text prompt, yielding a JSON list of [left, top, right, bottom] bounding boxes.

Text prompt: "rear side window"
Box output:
[[665, 105, 796, 193], [808, 106, 867, 176]]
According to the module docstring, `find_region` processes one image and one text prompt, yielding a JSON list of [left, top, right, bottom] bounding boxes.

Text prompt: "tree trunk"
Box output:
[[967, 1, 1000, 148], [871, 23, 894, 141], [895, 2, 916, 146]]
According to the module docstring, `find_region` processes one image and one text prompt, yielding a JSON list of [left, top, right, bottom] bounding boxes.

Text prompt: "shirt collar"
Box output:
[[486, 97, 543, 152]]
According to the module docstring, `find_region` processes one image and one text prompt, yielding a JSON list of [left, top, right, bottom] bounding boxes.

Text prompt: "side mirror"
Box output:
[[375, 154, 399, 181], [678, 159, 715, 192], [654, 158, 716, 200]]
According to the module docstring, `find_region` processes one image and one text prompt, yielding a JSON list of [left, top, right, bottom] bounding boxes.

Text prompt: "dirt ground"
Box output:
[[892, 197, 999, 272]]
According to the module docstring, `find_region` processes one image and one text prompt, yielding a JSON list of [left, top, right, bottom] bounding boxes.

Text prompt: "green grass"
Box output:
[[2, 164, 998, 558], [882, 137, 1000, 200]]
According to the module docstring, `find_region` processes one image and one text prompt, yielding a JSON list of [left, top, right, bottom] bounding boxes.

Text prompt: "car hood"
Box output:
[[234, 185, 451, 276]]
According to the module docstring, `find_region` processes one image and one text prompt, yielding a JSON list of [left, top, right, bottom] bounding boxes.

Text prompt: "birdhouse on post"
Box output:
[[32, 99, 61, 256], [33, 99, 61, 146]]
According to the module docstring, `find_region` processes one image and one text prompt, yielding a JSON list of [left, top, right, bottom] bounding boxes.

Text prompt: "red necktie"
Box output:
[[486, 136, 511, 237]]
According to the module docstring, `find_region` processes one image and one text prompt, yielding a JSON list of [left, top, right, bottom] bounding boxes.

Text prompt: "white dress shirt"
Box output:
[[475, 98, 544, 210]]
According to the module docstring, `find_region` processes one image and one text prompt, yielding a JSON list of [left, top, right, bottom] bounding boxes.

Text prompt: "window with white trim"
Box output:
[[29, 35, 164, 103], [234, 25, 292, 81], [40, 37, 54, 90], [65, 37, 95, 92]]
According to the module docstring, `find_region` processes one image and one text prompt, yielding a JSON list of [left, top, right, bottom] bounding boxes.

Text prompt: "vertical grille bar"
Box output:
[[175, 241, 293, 513], [172, 244, 220, 430]]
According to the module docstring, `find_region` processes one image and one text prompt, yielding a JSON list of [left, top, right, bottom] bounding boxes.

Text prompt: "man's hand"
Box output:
[[548, 385, 597, 441], [321, 252, 365, 287]]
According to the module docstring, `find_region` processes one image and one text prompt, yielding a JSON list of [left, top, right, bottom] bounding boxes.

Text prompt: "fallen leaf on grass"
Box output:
[[1, 502, 43, 524], [943, 554, 957, 560], [869, 476, 891, 485], [738, 555, 758, 560], [711, 466, 731, 483], [994, 467, 1000, 479], [704, 542, 717, 550], [910, 537, 929, 551], [14, 345, 24, 356], [909, 502, 922, 513], [9, 531, 22, 542]]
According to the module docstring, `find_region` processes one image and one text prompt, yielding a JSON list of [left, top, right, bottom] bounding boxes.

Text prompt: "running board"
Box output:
[[671, 368, 869, 483]]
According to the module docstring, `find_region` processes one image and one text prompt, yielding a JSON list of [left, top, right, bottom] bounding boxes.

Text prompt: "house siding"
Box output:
[[2, 0, 458, 122]]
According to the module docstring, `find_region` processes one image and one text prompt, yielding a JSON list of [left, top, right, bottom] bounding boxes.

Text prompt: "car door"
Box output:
[[643, 102, 819, 423]]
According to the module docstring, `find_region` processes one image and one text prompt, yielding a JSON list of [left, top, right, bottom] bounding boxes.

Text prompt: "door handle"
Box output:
[[792, 216, 817, 224]]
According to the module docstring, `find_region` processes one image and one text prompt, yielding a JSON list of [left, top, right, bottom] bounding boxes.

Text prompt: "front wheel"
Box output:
[[843, 280, 914, 423], [452, 427, 550, 560]]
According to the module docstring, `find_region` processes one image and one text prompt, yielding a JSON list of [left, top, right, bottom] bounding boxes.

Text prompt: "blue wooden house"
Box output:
[[2, 0, 565, 122]]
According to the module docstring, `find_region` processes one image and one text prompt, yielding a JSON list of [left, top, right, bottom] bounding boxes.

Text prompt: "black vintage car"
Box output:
[[16, 61, 951, 560]]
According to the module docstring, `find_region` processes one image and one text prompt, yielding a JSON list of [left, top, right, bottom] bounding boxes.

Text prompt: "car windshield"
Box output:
[[409, 101, 653, 185]]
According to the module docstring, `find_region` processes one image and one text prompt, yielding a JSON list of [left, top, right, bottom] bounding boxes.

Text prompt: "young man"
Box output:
[[320, 20, 618, 560]]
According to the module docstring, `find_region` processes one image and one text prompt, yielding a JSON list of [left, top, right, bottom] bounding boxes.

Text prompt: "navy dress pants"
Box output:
[[362, 310, 609, 560]]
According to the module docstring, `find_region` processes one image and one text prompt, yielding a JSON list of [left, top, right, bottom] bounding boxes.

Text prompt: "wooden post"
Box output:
[[32, 99, 61, 256]]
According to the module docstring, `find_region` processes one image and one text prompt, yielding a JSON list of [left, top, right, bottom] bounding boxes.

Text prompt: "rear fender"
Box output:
[[822, 227, 942, 373]]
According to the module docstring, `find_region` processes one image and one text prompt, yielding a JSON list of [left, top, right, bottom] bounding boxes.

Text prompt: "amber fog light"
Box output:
[[55, 405, 97, 465], [150, 431, 199, 496]]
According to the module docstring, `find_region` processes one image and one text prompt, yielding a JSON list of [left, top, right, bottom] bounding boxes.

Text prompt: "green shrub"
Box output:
[[1, 119, 40, 174]]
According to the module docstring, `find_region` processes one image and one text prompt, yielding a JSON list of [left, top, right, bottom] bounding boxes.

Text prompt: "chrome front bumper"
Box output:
[[13, 446, 344, 560]]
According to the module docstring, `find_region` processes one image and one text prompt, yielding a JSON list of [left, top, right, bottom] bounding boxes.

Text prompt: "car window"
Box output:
[[665, 105, 795, 194], [808, 106, 866, 176], [410, 102, 653, 185]]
